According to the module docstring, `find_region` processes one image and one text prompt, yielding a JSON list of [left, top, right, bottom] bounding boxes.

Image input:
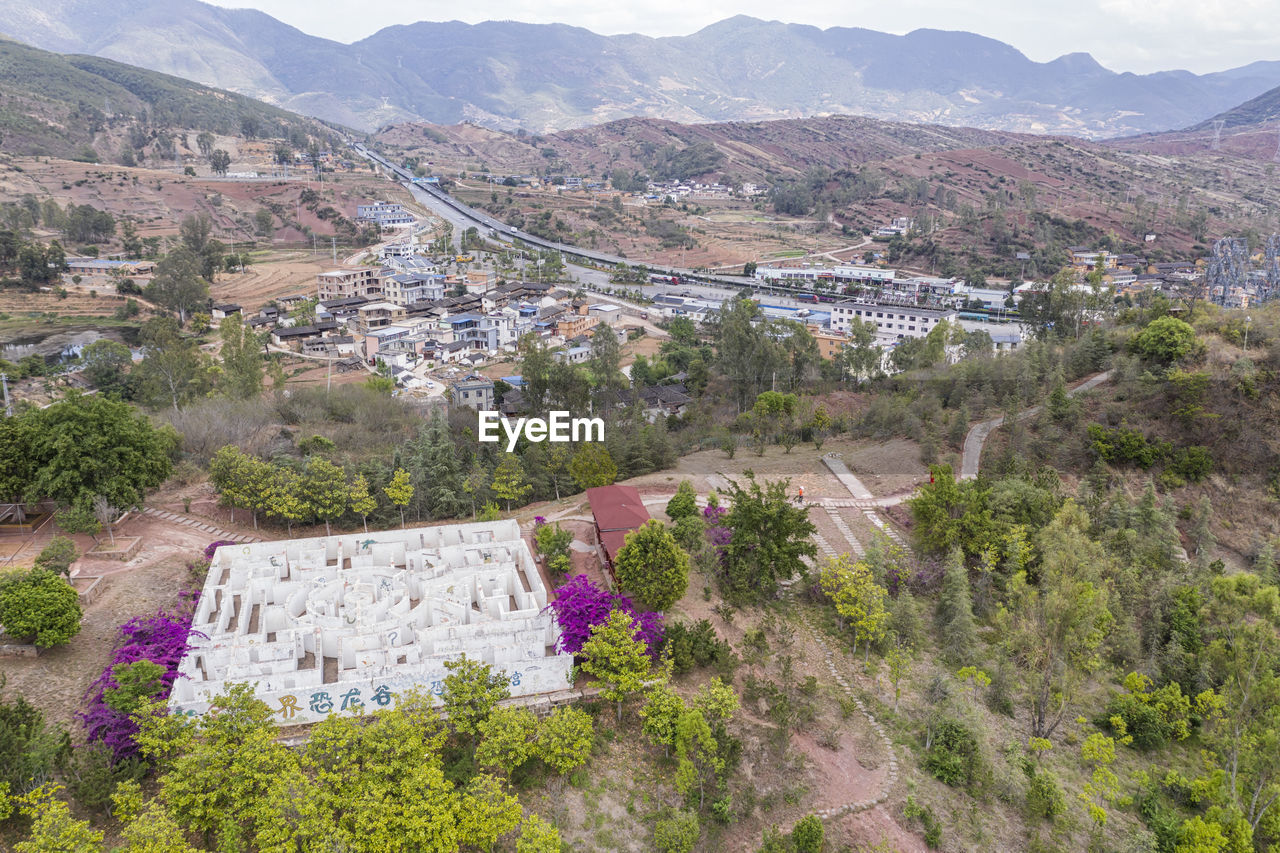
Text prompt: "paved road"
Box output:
[[960, 370, 1113, 479]]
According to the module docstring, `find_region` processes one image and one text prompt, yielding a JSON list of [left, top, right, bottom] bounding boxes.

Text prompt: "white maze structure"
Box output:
[[171, 521, 572, 724]]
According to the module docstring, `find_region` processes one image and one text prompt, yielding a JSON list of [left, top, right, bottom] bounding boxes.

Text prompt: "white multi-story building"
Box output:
[[829, 301, 958, 340]]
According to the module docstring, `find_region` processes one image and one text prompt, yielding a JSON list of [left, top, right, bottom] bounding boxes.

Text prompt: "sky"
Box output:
[[201, 0, 1280, 75]]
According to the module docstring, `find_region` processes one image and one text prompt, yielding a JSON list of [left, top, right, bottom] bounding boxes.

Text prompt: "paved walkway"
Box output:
[[822, 454, 875, 499], [141, 507, 262, 544], [960, 370, 1113, 479]]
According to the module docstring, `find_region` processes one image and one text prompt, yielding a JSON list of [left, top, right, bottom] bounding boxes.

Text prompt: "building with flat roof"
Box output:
[[829, 301, 958, 341], [317, 267, 386, 301], [170, 521, 572, 725]]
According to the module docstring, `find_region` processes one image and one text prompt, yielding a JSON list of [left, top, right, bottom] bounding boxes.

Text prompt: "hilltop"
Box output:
[[0, 36, 339, 161], [4, 3, 1280, 136]]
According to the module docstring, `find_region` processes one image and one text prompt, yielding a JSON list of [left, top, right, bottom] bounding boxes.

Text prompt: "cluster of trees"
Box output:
[[3, 659, 582, 852], [895, 457, 1280, 846]]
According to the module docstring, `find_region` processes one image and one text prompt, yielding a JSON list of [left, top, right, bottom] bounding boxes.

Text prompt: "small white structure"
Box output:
[[170, 521, 572, 725]]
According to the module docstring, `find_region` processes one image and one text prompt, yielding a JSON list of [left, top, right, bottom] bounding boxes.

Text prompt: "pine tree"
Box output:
[[419, 414, 465, 519], [491, 454, 532, 511], [937, 548, 977, 662]]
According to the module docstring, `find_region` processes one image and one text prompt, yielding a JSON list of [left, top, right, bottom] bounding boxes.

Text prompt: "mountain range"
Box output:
[[0, 36, 328, 159], [3, 1, 1280, 138]]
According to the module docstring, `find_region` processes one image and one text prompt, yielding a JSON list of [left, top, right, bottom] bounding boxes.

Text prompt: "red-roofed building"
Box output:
[[587, 484, 651, 575]]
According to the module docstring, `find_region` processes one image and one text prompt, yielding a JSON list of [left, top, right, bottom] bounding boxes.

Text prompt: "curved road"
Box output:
[[960, 370, 1113, 480]]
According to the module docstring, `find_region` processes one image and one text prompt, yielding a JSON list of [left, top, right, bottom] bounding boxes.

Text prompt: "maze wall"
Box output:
[[171, 520, 572, 725]]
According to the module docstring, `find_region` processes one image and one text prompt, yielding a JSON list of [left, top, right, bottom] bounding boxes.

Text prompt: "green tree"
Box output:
[[535, 705, 594, 779], [937, 548, 978, 663], [516, 814, 561, 853], [348, 473, 376, 533], [1133, 316, 1197, 364], [906, 465, 995, 560], [568, 443, 617, 490], [490, 453, 532, 511], [442, 655, 511, 742], [265, 465, 306, 533], [720, 472, 816, 602], [145, 247, 208, 324], [614, 519, 690, 611], [457, 773, 522, 850], [13, 786, 103, 853], [475, 706, 539, 776], [384, 467, 413, 528], [195, 132, 215, 158], [23, 393, 174, 509], [0, 691, 70, 797], [790, 814, 824, 853], [301, 456, 348, 536], [1200, 573, 1280, 835], [209, 149, 230, 176], [219, 314, 263, 399], [666, 480, 698, 520], [33, 536, 78, 576], [654, 810, 700, 853], [819, 554, 889, 659], [79, 338, 132, 393], [640, 683, 687, 755], [0, 569, 82, 647], [1003, 502, 1113, 738], [134, 317, 211, 410], [580, 609, 653, 723]]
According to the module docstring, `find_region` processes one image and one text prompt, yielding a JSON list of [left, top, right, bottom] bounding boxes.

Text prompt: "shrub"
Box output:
[[666, 480, 698, 520], [1026, 771, 1066, 819], [672, 515, 705, 552], [791, 814, 823, 852], [924, 719, 985, 789], [654, 810, 700, 853], [80, 598, 203, 762], [1102, 673, 1192, 751], [1132, 316, 1197, 364], [1168, 446, 1213, 483], [34, 536, 78, 576], [662, 619, 731, 674], [0, 569, 82, 647]]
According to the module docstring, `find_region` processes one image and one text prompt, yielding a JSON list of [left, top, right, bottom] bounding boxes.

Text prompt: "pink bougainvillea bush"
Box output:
[[544, 574, 663, 657], [80, 591, 204, 763]]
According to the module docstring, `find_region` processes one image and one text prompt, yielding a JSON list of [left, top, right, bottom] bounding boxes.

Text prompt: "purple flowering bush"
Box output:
[[544, 574, 663, 657], [203, 540, 238, 562], [80, 592, 204, 763]]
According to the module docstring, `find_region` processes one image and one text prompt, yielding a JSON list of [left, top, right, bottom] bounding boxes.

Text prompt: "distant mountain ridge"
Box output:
[[2, 1, 1280, 138]]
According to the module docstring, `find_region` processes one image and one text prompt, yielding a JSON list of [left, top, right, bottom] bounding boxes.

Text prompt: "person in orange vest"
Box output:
[[797, 485, 804, 503]]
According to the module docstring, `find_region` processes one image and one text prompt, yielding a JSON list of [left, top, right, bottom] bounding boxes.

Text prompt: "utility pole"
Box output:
[[332, 237, 337, 264]]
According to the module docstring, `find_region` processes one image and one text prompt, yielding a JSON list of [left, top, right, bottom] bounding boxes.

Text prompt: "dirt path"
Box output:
[[960, 370, 1113, 479]]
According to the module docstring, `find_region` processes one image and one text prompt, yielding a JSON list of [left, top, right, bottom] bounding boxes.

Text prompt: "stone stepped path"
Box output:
[[142, 508, 262, 544], [796, 605, 899, 822], [825, 507, 866, 557], [863, 510, 907, 548], [811, 530, 839, 564]]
